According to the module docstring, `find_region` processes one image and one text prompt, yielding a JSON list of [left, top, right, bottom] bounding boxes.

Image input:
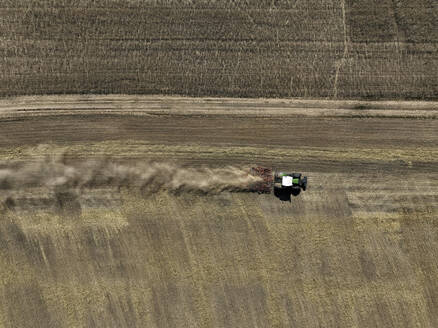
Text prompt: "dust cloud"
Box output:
[[0, 154, 261, 195]]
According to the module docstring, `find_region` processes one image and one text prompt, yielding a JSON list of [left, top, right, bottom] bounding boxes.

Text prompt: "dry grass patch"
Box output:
[[1, 141, 436, 165]]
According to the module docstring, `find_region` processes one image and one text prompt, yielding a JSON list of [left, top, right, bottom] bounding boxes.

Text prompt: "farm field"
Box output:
[[1, 0, 437, 99], [0, 96, 437, 327]]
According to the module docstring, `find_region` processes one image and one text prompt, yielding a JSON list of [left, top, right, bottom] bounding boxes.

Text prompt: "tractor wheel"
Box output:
[[291, 187, 301, 196], [301, 176, 307, 191]]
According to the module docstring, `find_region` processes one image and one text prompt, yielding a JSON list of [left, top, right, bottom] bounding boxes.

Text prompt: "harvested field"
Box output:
[[0, 96, 437, 327], [0, 0, 437, 99]]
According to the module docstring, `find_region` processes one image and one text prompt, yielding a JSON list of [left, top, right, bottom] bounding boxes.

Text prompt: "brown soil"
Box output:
[[1, 1, 437, 99]]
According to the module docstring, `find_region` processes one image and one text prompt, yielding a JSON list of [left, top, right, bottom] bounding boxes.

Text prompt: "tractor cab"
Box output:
[[274, 172, 307, 192]]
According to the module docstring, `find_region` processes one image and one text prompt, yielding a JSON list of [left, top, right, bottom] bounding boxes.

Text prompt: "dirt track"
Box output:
[[0, 96, 437, 327]]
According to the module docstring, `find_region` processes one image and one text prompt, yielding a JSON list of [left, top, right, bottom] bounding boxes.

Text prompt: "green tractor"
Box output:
[[250, 167, 308, 200], [273, 172, 307, 199]]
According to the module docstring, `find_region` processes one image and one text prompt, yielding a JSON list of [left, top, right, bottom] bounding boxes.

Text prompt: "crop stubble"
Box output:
[[0, 96, 437, 327], [0, 0, 436, 99]]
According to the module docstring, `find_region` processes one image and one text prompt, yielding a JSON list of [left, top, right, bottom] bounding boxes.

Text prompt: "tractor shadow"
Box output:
[[274, 187, 301, 202]]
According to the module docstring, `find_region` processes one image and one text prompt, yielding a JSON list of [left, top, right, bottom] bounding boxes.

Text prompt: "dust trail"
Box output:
[[0, 155, 261, 195]]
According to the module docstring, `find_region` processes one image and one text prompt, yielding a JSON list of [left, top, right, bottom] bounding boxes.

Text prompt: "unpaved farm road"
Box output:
[[0, 95, 438, 328]]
